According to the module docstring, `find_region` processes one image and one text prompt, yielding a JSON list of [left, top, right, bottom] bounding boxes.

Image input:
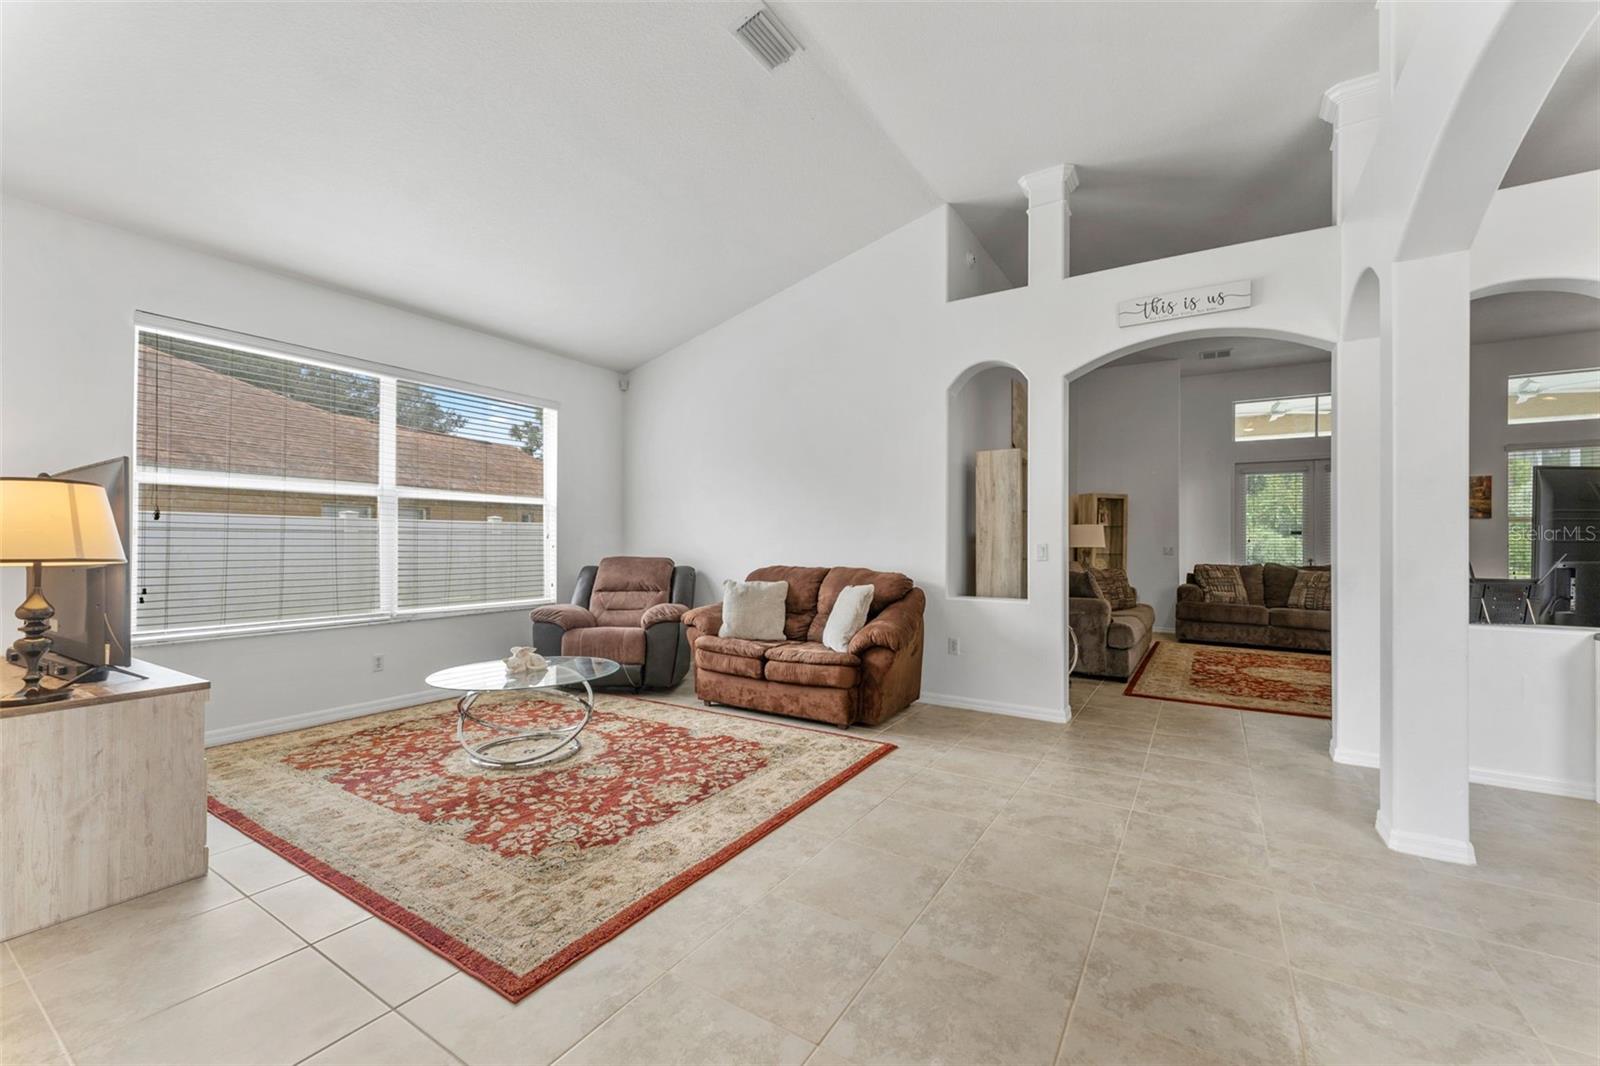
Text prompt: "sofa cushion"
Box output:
[[696, 635, 779, 660], [1269, 607, 1331, 632], [1193, 564, 1248, 604], [1106, 609, 1153, 651], [748, 565, 829, 640], [720, 579, 788, 640], [1175, 601, 1270, 627], [1238, 564, 1266, 606], [765, 641, 861, 667], [696, 649, 766, 679], [1087, 567, 1137, 609], [764, 660, 860, 689], [1262, 563, 1299, 607], [1287, 569, 1332, 611], [807, 568, 915, 643], [589, 556, 674, 626], [1068, 565, 1097, 599], [563, 625, 647, 664]]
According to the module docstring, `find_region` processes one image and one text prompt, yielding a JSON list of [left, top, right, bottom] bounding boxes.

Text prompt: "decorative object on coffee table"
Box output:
[[1125, 640, 1331, 718], [427, 655, 619, 769], [207, 692, 893, 1001]]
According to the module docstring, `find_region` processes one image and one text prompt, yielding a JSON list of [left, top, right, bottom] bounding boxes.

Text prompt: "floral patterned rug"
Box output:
[[1124, 641, 1331, 718], [207, 694, 891, 1001]]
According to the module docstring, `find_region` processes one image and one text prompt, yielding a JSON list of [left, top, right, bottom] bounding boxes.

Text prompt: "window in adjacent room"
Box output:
[[1235, 459, 1332, 566], [1506, 368, 1600, 425], [1506, 443, 1600, 579], [134, 325, 555, 639], [1234, 393, 1333, 442]]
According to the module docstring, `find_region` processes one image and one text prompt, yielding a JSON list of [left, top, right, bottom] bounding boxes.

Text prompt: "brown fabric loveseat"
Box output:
[[681, 565, 925, 728], [1068, 568, 1154, 680], [530, 556, 695, 689], [1175, 563, 1330, 652]]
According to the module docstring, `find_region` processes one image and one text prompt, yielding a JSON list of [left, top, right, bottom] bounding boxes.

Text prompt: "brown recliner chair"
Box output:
[[529, 556, 695, 689]]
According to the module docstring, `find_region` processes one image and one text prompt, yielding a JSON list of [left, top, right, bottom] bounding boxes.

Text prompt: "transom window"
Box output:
[[134, 325, 555, 639], [1506, 368, 1600, 425], [1234, 394, 1333, 442]]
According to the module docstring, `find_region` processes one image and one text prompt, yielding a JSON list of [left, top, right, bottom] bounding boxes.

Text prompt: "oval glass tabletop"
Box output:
[[425, 655, 621, 693]]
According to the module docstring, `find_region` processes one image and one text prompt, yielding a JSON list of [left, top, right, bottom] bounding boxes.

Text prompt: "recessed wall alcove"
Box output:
[[947, 363, 1028, 599]]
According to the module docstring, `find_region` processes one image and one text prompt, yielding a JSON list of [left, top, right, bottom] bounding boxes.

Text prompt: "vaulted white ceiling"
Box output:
[[3, 3, 1589, 372]]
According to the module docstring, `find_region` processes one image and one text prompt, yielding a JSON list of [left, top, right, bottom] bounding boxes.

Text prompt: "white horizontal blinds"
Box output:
[[1311, 460, 1332, 565], [1507, 444, 1600, 578], [393, 381, 546, 609], [135, 331, 382, 634], [1241, 469, 1307, 565]]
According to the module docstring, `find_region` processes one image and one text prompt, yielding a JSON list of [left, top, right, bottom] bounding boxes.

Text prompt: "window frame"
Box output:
[[1233, 393, 1333, 443], [1505, 367, 1600, 427], [1504, 439, 1600, 580], [131, 314, 559, 645], [1232, 459, 1332, 567]]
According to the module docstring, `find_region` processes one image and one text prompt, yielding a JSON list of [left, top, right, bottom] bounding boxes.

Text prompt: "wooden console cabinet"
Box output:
[[1, 659, 210, 938]]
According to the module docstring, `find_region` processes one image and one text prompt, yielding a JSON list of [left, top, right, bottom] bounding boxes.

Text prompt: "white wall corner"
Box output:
[[1018, 164, 1078, 285], [1377, 818, 1479, 866]]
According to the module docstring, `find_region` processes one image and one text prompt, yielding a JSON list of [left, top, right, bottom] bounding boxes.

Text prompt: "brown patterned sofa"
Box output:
[[1176, 563, 1330, 652], [681, 565, 925, 728], [529, 556, 695, 689]]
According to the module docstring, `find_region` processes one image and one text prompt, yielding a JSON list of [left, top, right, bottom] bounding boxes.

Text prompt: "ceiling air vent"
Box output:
[[1199, 348, 1233, 361], [735, 7, 802, 70]]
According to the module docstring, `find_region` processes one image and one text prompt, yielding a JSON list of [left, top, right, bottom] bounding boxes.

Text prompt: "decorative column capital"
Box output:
[[1018, 165, 1080, 213], [1320, 73, 1383, 129]]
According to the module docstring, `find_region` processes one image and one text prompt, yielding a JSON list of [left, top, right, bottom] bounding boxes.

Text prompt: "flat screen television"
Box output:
[[39, 457, 133, 672], [1532, 465, 1600, 627]]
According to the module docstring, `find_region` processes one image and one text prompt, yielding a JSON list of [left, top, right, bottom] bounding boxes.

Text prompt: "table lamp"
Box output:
[[1069, 523, 1107, 566], [0, 477, 127, 706]]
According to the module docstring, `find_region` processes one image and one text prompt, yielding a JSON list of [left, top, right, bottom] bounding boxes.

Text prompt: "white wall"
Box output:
[[1468, 330, 1600, 578], [0, 197, 624, 742], [1469, 625, 1596, 798], [623, 203, 1340, 720], [1179, 361, 1333, 574], [1068, 362, 1181, 628]]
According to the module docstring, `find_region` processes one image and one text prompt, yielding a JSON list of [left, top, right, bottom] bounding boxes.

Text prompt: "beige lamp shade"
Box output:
[[0, 478, 127, 566], [1069, 523, 1107, 550]]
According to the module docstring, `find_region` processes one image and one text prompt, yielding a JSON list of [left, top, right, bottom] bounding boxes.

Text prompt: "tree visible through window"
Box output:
[[1241, 470, 1307, 565]]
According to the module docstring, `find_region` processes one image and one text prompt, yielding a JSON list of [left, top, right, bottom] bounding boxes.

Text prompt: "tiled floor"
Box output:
[[4, 670, 1597, 1065]]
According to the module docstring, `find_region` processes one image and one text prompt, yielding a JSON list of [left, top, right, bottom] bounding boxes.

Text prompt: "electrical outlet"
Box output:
[[1036, 543, 1049, 562], [947, 637, 961, 656], [373, 654, 385, 673], [1163, 546, 1176, 556]]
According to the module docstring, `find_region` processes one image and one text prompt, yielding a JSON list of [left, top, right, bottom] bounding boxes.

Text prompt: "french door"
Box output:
[[1234, 460, 1331, 566]]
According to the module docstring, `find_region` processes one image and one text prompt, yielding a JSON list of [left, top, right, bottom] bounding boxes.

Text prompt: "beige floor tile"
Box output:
[[673, 895, 896, 1042], [1293, 971, 1547, 1066], [303, 1012, 458, 1066], [831, 758, 917, 797], [775, 840, 946, 938], [881, 709, 975, 746], [1141, 751, 1256, 796], [841, 799, 990, 871], [0, 979, 67, 1066], [870, 733, 946, 768], [1023, 760, 1143, 809], [1133, 779, 1263, 834], [1056, 1004, 1229, 1065], [1102, 854, 1284, 963], [891, 767, 1017, 819], [6, 872, 242, 977], [1077, 915, 1300, 1065], [79, 947, 384, 1065], [1249, 746, 1376, 796], [401, 932, 665, 1066], [253, 876, 370, 943], [0, 947, 20, 990], [1119, 812, 1271, 883], [905, 873, 1097, 994], [1258, 790, 1386, 857], [992, 789, 1129, 850], [699, 824, 834, 904], [556, 973, 813, 1066], [965, 711, 1070, 745], [1062, 720, 1156, 752], [960, 824, 1118, 909], [26, 897, 303, 1054], [1549, 1044, 1600, 1066], [1454, 825, 1600, 903], [206, 813, 253, 854], [209, 840, 306, 895], [1082, 691, 1170, 719], [1154, 706, 1245, 740], [928, 745, 1041, 785], [785, 787, 882, 838], [804, 1046, 860, 1066], [822, 941, 1070, 1066], [1277, 895, 1535, 1035], [317, 917, 458, 1007], [1070, 700, 1160, 734], [1042, 739, 1149, 777], [1488, 943, 1600, 1053], [602, 878, 752, 973], [1147, 729, 1249, 767]]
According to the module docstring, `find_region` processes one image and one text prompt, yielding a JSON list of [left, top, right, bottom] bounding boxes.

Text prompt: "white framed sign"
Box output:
[[1118, 280, 1253, 327]]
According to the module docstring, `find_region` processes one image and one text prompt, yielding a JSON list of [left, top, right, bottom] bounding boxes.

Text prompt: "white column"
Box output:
[[1331, 333, 1384, 765], [1018, 165, 1078, 285], [1320, 74, 1384, 223], [1379, 250, 1475, 864]]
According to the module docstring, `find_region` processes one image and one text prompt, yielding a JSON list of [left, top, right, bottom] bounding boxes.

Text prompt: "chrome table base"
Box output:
[[455, 679, 595, 769]]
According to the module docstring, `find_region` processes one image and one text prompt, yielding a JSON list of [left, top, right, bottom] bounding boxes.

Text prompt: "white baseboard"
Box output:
[[1330, 746, 1379, 768], [1375, 809, 1477, 865], [1469, 766, 1596, 801], [206, 689, 444, 746], [918, 691, 1067, 724]]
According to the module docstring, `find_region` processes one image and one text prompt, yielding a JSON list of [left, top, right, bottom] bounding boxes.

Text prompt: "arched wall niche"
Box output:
[[1346, 268, 1381, 341], [948, 362, 1029, 599]]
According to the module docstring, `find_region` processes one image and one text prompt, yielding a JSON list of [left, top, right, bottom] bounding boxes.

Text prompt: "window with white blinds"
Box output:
[[1507, 443, 1600, 579], [1234, 460, 1332, 567], [134, 327, 555, 638]]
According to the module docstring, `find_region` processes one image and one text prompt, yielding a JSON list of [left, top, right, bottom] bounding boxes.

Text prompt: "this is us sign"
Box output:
[[1118, 280, 1253, 327]]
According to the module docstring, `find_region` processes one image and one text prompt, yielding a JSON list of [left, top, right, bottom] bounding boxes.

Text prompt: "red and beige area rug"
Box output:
[[207, 694, 891, 1001], [1125, 641, 1331, 718]]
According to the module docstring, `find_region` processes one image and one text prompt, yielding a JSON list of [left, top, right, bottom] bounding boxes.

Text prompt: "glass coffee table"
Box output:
[[424, 656, 620, 769]]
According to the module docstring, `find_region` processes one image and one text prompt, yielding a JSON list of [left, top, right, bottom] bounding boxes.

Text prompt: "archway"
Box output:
[[948, 362, 1029, 599]]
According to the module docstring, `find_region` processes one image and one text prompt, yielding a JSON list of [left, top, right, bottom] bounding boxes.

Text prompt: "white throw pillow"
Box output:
[[822, 584, 874, 653], [719, 579, 788, 641]]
